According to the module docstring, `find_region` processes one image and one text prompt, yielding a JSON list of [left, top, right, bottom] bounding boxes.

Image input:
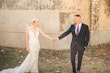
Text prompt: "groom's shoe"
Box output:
[[73, 71, 76, 73], [77, 71, 80, 73]]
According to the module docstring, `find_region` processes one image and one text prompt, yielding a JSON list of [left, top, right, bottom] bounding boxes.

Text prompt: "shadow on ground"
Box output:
[[0, 45, 110, 73]]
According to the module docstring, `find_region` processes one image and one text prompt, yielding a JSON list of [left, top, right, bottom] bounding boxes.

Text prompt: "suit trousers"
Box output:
[[71, 42, 84, 73]]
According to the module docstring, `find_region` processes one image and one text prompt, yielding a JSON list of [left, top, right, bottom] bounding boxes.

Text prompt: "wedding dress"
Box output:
[[0, 28, 40, 73]]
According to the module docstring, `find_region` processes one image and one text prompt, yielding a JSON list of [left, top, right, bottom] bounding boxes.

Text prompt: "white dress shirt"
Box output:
[[75, 23, 82, 34]]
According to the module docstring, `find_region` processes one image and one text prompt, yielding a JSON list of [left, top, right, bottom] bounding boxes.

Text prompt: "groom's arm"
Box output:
[[58, 25, 72, 40], [84, 25, 90, 47]]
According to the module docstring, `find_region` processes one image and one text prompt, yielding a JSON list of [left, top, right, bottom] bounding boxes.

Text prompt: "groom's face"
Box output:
[[73, 16, 81, 24]]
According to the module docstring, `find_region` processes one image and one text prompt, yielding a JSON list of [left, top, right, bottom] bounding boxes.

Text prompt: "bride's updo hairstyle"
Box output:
[[31, 19, 38, 24]]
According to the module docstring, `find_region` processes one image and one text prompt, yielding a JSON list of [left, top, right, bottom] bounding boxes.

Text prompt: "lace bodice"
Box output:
[[29, 29, 39, 41]]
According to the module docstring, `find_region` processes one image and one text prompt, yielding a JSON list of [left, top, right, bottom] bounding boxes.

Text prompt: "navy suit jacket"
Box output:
[[58, 23, 90, 49]]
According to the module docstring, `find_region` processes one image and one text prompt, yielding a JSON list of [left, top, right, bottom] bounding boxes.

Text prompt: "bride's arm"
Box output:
[[39, 28, 53, 40], [25, 28, 30, 52]]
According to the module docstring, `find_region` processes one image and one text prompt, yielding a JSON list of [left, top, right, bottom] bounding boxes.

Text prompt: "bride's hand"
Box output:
[[53, 38, 59, 42], [26, 48, 30, 52]]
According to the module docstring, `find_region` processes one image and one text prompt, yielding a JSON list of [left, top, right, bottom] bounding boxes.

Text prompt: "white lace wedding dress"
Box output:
[[0, 29, 40, 73]]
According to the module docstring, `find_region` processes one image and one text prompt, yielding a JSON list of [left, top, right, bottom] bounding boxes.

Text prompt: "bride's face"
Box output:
[[33, 20, 39, 27]]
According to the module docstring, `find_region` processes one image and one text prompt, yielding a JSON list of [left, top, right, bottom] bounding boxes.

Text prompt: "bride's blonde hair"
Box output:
[[31, 19, 38, 24], [26, 19, 38, 27]]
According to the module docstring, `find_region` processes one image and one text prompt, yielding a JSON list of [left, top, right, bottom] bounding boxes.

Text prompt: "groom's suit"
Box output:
[[58, 23, 90, 73]]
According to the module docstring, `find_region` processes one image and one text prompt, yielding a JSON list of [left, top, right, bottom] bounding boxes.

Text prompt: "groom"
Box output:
[[56, 14, 90, 73]]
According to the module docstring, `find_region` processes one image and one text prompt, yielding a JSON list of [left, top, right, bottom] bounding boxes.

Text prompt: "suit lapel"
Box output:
[[78, 23, 84, 36], [73, 23, 84, 36]]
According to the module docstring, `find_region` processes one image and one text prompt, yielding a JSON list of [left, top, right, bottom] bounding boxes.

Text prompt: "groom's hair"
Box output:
[[74, 14, 81, 18]]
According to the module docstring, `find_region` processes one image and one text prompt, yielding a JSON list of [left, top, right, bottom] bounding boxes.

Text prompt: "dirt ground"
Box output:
[[0, 45, 110, 73]]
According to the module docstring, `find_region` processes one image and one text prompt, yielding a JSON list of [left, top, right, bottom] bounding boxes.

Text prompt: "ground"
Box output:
[[0, 45, 110, 73]]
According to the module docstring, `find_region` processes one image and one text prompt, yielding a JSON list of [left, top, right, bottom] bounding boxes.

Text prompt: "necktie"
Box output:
[[76, 25, 79, 36]]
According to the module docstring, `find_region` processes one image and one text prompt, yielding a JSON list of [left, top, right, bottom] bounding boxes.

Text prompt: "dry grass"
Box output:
[[0, 46, 110, 73]]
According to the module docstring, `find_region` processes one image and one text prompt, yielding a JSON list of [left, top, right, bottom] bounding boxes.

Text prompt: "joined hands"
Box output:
[[52, 38, 59, 42]]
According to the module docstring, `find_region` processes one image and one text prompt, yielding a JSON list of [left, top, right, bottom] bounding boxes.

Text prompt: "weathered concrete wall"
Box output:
[[0, 0, 90, 49], [1, 0, 110, 49], [98, 0, 110, 44], [90, 0, 110, 45], [0, 10, 60, 49]]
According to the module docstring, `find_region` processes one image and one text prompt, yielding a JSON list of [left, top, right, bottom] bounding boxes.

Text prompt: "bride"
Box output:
[[0, 19, 55, 73]]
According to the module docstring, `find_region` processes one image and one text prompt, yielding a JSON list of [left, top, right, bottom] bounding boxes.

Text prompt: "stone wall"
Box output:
[[0, 0, 110, 49], [90, 0, 110, 45]]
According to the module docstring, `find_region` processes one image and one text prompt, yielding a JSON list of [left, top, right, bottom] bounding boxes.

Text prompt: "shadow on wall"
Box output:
[[105, 0, 110, 17], [0, 0, 60, 10]]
